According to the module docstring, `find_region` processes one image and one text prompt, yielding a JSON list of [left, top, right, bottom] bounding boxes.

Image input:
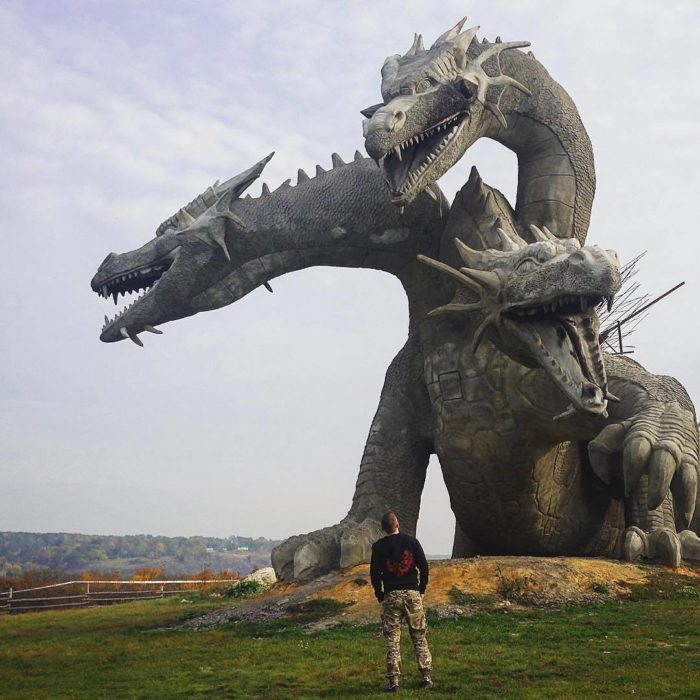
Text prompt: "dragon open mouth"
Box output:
[[383, 112, 467, 202], [93, 247, 179, 338], [505, 294, 611, 418]]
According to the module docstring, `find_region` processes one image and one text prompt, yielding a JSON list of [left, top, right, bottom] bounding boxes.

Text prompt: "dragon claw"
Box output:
[[622, 526, 647, 562], [589, 400, 698, 523], [623, 526, 684, 567], [271, 518, 383, 582]]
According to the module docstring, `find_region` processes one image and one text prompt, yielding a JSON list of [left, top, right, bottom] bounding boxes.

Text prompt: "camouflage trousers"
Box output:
[[381, 589, 432, 682]]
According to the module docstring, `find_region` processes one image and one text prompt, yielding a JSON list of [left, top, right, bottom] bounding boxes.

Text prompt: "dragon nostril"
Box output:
[[569, 251, 586, 266], [389, 110, 406, 132]]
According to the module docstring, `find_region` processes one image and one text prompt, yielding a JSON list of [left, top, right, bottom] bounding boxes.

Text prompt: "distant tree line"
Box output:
[[0, 532, 280, 577]]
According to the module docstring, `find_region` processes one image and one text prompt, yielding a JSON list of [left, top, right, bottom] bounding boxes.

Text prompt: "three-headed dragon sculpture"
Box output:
[[92, 18, 699, 580]]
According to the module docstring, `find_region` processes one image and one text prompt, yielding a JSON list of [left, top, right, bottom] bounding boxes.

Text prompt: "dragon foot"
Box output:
[[271, 517, 383, 582], [679, 529, 700, 560], [622, 526, 700, 566]]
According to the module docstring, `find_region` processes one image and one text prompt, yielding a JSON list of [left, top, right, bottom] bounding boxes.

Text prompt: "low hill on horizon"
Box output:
[[0, 531, 281, 578]]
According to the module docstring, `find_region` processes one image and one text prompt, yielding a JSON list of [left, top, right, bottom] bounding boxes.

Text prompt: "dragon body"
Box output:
[[91, 19, 700, 580]]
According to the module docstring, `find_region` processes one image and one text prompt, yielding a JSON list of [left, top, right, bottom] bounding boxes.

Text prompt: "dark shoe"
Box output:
[[384, 682, 399, 692], [420, 676, 434, 689]]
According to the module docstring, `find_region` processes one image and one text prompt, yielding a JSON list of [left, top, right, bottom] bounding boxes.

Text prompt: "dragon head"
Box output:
[[419, 226, 622, 419], [90, 153, 274, 345], [362, 17, 531, 207]]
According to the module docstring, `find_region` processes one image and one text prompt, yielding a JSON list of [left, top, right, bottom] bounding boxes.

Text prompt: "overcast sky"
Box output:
[[1, 1, 698, 555]]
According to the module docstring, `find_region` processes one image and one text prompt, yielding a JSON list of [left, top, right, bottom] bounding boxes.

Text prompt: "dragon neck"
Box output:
[[482, 48, 595, 243], [199, 158, 446, 326]]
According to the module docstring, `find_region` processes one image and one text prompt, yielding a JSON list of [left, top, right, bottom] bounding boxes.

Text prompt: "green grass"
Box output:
[[0, 581, 698, 699]]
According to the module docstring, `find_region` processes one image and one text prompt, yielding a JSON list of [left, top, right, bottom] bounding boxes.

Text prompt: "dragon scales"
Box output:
[[91, 18, 700, 580]]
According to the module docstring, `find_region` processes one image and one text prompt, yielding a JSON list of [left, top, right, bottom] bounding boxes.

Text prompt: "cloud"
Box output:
[[0, 1, 698, 554]]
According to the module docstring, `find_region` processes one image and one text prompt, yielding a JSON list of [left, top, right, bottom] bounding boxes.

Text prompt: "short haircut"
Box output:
[[381, 511, 399, 534]]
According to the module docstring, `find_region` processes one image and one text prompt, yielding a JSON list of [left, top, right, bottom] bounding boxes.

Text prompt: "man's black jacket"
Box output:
[[370, 532, 429, 602]]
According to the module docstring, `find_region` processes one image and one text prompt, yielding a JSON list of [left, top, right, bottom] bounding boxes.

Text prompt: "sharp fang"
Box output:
[[605, 391, 621, 403], [393, 146, 402, 161], [553, 404, 577, 421], [101, 286, 108, 296], [144, 325, 163, 334], [398, 206, 405, 216], [104, 315, 109, 326], [426, 187, 438, 201], [263, 282, 273, 293], [112, 292, 118, 305]]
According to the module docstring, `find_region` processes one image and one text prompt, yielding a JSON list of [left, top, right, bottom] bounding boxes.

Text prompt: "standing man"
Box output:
[[370, 511, 433, 691]]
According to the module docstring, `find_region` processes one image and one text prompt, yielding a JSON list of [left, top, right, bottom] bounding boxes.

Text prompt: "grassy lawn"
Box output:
[[0, 579, 698, 699]]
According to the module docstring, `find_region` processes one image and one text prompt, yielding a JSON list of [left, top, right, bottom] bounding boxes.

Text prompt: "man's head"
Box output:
[[381, 511, 400, 534]]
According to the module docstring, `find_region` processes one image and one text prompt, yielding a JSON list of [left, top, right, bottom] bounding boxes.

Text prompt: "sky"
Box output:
[[1, 0, 699, 556]]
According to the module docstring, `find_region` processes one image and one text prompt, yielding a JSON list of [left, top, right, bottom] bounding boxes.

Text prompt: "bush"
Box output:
[[224, 579, 264, 599], [495, 567, 534, 603]]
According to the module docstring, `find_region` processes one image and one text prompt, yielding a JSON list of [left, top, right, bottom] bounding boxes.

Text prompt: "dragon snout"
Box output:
[[568, 246, 619, 269], [363, 96, 419, 158], [364, 109, 406, 158], [91, 252, 117, 290], [567, 246, 621, 291], [366, 106, 406, 135]]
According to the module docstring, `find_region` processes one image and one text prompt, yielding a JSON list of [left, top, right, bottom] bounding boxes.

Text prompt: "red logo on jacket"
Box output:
[[385, 549, 414, 576]]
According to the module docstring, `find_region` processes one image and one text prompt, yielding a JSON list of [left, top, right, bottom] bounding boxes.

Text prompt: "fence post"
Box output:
[[8, 588, 12, 600], [160, 584, 164, 599]]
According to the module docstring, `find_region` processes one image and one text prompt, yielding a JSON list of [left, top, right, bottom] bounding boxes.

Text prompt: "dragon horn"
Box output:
[[454, 238, 492, 268], [417, 255, 483, 294], [454, 25, 480, 53], [432, 16, 468, 48], [476, 40, 531, 67], [216, 152, 275, 200], [471, 313, 497, 354], [495, 227, 522, 252], [529, 224, 550, 243], [485, 102, 508, 129], [458, 267, 501, 295], [177, 208, 196, 225], [405, 33, 425, 56], [541, 226, 560, 242], [489, 72, 533, 97], [427, 301, 486, 317]]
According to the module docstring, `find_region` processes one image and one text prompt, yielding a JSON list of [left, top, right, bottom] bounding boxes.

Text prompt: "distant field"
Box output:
[[1, 576, 698, 698]]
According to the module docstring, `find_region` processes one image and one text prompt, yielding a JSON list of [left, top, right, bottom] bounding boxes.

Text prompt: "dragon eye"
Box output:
[[415, 77, 435, 93], [515, 258, 539, 274]]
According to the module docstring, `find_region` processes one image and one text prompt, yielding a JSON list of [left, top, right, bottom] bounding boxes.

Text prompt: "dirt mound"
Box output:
[[183, 557, 699, 631]]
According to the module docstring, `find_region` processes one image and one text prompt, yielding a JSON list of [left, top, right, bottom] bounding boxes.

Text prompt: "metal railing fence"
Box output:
[[0, 579, 236, 615]]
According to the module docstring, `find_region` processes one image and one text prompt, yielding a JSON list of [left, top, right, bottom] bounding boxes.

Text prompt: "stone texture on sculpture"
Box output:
[[91, 18, 700, 581]]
